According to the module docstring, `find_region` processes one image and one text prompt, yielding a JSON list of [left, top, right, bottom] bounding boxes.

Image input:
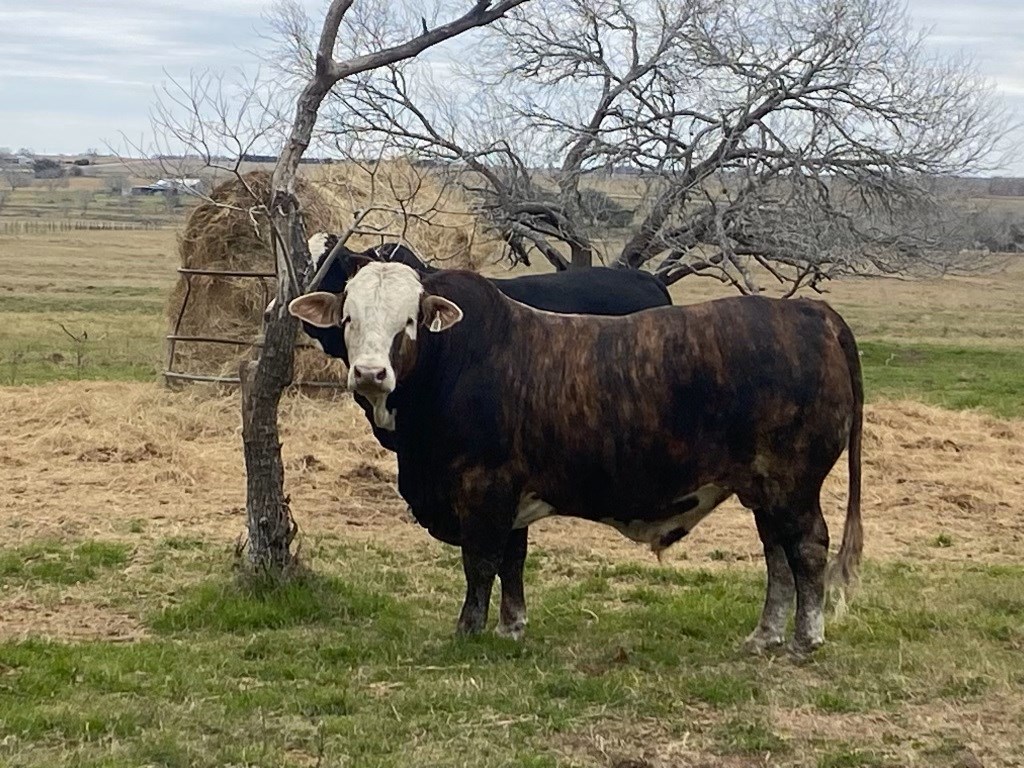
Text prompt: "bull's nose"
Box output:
[[353, 365, 387, 383]]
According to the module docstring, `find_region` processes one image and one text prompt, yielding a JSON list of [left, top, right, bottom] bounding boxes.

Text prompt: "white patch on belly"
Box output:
[[513, 493, 555, 529], [600, 484, 731, 555]]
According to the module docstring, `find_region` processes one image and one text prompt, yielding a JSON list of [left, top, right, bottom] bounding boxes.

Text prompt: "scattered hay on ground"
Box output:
[[0, 593, 147, 642], [2, 382, 1023, 569]]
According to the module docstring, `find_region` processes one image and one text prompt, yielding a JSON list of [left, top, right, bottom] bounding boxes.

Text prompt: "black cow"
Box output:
[[289, 263, 864, 652]]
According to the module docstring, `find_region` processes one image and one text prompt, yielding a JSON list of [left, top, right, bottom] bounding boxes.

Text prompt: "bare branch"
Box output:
[[323, 0, 1007, 289]]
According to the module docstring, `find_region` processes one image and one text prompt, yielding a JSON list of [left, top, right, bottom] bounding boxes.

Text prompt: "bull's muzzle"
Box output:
[[348, 364, 393, 396]]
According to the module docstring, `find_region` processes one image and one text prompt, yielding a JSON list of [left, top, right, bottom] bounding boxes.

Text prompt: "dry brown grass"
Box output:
[[2, 382, 1022, 570], [0, 593, 146, 643], [0, 228, 179, 295]]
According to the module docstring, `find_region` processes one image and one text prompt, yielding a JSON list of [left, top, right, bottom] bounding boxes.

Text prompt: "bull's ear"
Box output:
[[421, 294, 463, 333], [345, 253, 375, 278], [288, 292, 342, 328]]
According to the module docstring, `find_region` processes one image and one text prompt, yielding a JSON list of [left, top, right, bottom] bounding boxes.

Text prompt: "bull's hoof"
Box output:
[[495, 619, 527, 641], [743, 629, 785, 655], [788, 636, 824, 656], [455, 618, 486, 636]]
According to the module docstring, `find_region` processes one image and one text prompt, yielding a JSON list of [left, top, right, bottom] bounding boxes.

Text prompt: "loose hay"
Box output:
[[0, 594, 147, 643], [3, 382, 1023, 569], [311, 159, 499, 271], [165, 163, 499, 386]]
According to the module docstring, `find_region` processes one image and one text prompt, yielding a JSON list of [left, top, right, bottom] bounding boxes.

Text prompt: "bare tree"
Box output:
[[75, 191, 95, 216], [43, 175, 70, 193], [146, 0, 531, 575], [253, 0, 535, 572], [105, 174, 128, 196], [2, 169, 31, 192], [327, 0, 1008, 293]]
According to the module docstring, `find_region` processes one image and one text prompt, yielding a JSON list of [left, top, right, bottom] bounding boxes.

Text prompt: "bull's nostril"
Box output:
[[352, 366, 386, 387]]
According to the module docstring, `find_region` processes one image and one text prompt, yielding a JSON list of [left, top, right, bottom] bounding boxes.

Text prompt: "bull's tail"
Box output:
[[827, 320, 864, 617]]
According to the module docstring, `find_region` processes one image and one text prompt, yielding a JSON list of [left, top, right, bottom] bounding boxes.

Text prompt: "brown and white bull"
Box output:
[[289, 262, 864, 652]]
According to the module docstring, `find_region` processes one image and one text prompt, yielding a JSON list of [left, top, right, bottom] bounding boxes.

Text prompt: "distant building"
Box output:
[[129, 177, 205, 196]]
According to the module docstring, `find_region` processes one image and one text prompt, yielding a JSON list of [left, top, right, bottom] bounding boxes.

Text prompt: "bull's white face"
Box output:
[[288, 262, 462, 404], [342, 263, 424, 395]]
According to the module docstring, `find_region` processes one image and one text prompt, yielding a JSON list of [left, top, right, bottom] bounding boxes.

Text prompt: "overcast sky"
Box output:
[[0, 0, 1020, 173]]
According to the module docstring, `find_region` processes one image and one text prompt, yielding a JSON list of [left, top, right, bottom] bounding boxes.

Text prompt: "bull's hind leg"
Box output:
[[496, 528, 528, 640], [744, 509, 796, 654], [777, 497, 830, 654]]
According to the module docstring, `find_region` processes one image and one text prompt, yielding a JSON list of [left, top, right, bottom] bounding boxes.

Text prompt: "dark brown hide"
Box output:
[[387, 271, 863, 650]]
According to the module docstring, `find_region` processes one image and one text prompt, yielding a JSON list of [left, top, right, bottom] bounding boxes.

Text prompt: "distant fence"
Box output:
[[0, 219, 165, 235]]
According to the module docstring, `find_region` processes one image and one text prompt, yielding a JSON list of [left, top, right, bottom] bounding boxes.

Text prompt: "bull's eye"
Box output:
[[405, 318, 414, 327]]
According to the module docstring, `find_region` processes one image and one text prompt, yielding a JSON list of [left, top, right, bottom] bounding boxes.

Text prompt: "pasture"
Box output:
[[1, 216, 1024, 766]]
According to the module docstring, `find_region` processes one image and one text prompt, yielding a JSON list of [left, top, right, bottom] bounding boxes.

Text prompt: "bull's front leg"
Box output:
[[496, 527, 528, 640], [456, 537, 507, 636], [455, 492, 515, 636]]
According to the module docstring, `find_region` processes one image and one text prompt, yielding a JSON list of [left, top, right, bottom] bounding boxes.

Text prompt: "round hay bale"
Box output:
[[165, 171, 346, 386], [312, 160, 499, 270], [164, 163, 500, 388]]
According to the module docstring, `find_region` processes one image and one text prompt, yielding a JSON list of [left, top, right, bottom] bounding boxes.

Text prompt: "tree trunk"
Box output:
[[240, 190, 310, 573], [237, 0, 532, 575], [570, 242, 593, 268], [240, 313, 298, 573]]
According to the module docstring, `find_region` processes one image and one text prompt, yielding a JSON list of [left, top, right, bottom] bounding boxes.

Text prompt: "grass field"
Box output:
[[2, 217, 1024, 766], [2, 382, 1023, 767], [2, 540, 1022, 767], [0, 180, 190, 227]]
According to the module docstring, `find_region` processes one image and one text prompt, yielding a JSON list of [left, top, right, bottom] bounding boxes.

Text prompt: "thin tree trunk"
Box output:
[[570, 242, 593, 268], [240, 314, 298, 572], [240, 193, 309, 573]]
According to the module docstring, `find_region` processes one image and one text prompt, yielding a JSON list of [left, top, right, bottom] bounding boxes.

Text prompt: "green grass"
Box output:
[[860, 341, 1024, 417], [0, 310, 164, 385], [0, 540, 130, 585], [1, 539, 1022, 767]]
